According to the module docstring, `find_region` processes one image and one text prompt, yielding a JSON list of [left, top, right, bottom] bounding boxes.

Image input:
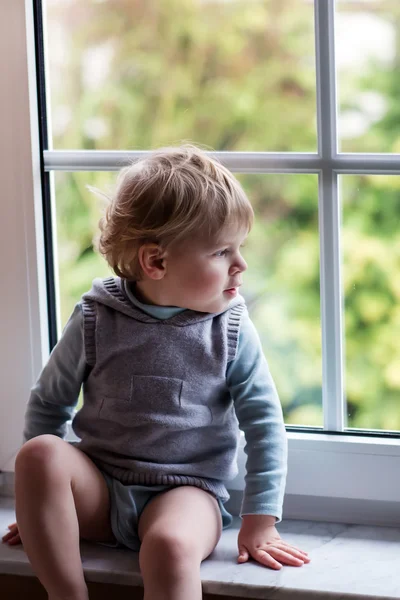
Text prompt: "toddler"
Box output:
[[2, 145, 309, 600]]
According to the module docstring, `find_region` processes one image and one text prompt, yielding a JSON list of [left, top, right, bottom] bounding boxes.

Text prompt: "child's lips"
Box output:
[[225, 282, 241, 292], [224, 287, 238, 296]]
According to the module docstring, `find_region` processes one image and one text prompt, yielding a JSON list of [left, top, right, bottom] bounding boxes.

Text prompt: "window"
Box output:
[[2, 0, 400, 524]]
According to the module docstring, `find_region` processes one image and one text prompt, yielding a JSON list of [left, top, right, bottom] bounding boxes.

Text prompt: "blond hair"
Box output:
[[95, 144, 254, 280]]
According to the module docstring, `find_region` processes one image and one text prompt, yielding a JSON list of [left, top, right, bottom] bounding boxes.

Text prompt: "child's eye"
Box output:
[[215, 249, 229, 257]]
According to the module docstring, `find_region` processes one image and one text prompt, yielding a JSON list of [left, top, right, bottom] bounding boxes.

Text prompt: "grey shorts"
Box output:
[[98, 471, 233, 551]]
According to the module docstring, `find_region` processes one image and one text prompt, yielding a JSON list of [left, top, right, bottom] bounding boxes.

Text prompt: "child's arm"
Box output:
[[24, 303, 87, 442], [227, 309, 287, 520], [227, 309, 310, 569]]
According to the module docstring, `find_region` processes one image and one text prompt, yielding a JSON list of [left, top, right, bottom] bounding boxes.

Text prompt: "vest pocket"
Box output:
[[99, 374, 212, 428], [130, 375, 213, 427], [99, 375, 183, 425]]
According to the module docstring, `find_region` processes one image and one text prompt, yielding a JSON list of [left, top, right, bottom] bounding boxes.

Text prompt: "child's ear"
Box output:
[[138, 244, 166, 280]]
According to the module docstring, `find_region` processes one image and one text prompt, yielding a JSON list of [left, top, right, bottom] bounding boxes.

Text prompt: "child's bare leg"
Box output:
[[138, 486, 222, 600], [14, 434, 114, 600]]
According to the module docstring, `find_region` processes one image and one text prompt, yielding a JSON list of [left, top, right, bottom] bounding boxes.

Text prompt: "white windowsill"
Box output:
[[1, 496, 399, 599]]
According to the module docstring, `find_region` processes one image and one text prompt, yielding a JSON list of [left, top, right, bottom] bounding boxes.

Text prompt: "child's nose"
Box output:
[[231, 255, 247, 274], [239, 256, 248, 272]]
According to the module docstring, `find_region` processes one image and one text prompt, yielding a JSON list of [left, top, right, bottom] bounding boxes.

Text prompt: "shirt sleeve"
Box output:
[[226, 308, 288, 522], [23, 303, 88, 442]]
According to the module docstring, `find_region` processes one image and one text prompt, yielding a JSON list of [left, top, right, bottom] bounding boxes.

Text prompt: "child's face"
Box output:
[[163, 224, 248, 313]]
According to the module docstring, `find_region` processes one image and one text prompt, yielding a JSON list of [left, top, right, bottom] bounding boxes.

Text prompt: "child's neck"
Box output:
[[132, 281, 158, 305], [134, 280, 177, 308]]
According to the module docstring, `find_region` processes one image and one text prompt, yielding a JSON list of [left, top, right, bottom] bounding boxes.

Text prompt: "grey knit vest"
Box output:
[[72, 277, 246, 501]]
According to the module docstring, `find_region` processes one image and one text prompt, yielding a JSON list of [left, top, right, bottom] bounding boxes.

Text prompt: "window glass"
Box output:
[[53, 171, 322, 424], [341, 175, 400, 431], [52, 171, 114, 328], [336, 0, 400, 153], [237, 174, 322, 427], [45, 0, 316, 152]]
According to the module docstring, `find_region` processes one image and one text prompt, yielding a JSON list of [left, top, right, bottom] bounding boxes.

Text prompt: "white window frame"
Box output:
[[2, 0, 400, 525]]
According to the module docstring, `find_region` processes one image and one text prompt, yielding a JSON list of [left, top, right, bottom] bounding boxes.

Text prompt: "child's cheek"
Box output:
[[208, 267, 225, 288]]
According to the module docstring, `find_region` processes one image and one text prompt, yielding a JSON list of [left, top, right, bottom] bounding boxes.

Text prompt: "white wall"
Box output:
[[0, 0, 48, 471]]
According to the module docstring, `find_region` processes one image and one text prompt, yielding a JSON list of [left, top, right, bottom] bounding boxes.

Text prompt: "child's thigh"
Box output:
[[137, 486, 222, 563], [16, 434, 114, 543]]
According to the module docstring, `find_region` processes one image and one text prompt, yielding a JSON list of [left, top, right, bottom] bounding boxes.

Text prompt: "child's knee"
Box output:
[[140, 530, 198, 570], [15, 434, 65, 477]]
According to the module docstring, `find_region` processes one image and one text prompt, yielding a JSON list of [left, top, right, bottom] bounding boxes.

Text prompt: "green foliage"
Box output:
[[47, 0, 400, 430]]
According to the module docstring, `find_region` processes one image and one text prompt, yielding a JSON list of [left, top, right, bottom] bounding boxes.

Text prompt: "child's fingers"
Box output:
[[279, 540, 309, 555], [2, 534, 22, 545], [265, 546, 304, 567], [280, 544, 311, 562], [253, 549, 282, 570], [237, 547, 249, 563], [8, 535, 22, 546], [2, 527, 22, 545]]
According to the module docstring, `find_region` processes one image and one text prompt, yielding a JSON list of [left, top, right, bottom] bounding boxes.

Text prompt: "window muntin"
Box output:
[[45, 0, 316, 152]]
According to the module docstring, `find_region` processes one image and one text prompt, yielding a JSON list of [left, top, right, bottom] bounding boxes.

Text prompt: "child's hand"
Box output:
[[2, 522, 22, 546], [237, 514, 310, 570]]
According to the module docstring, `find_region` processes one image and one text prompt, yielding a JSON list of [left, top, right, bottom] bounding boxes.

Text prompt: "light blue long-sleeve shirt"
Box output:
[[24, 283, 287, 520]]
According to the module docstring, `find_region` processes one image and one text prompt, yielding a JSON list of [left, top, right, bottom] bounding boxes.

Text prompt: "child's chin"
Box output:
[[211, 299, 232, 313], [187, 295, 231, 313]]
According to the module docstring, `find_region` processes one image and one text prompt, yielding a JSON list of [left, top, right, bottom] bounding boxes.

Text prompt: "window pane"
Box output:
[[336, 1, 400, 153], [53, 171, 321, 425], [45, 0, 316, 152], [53, 171, 114, 330], [341, 175, 400, 431], [237, 174, 322, 427]]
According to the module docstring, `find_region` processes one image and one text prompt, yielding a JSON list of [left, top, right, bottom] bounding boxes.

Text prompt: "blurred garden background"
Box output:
[[45, 0, 400, 430]]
